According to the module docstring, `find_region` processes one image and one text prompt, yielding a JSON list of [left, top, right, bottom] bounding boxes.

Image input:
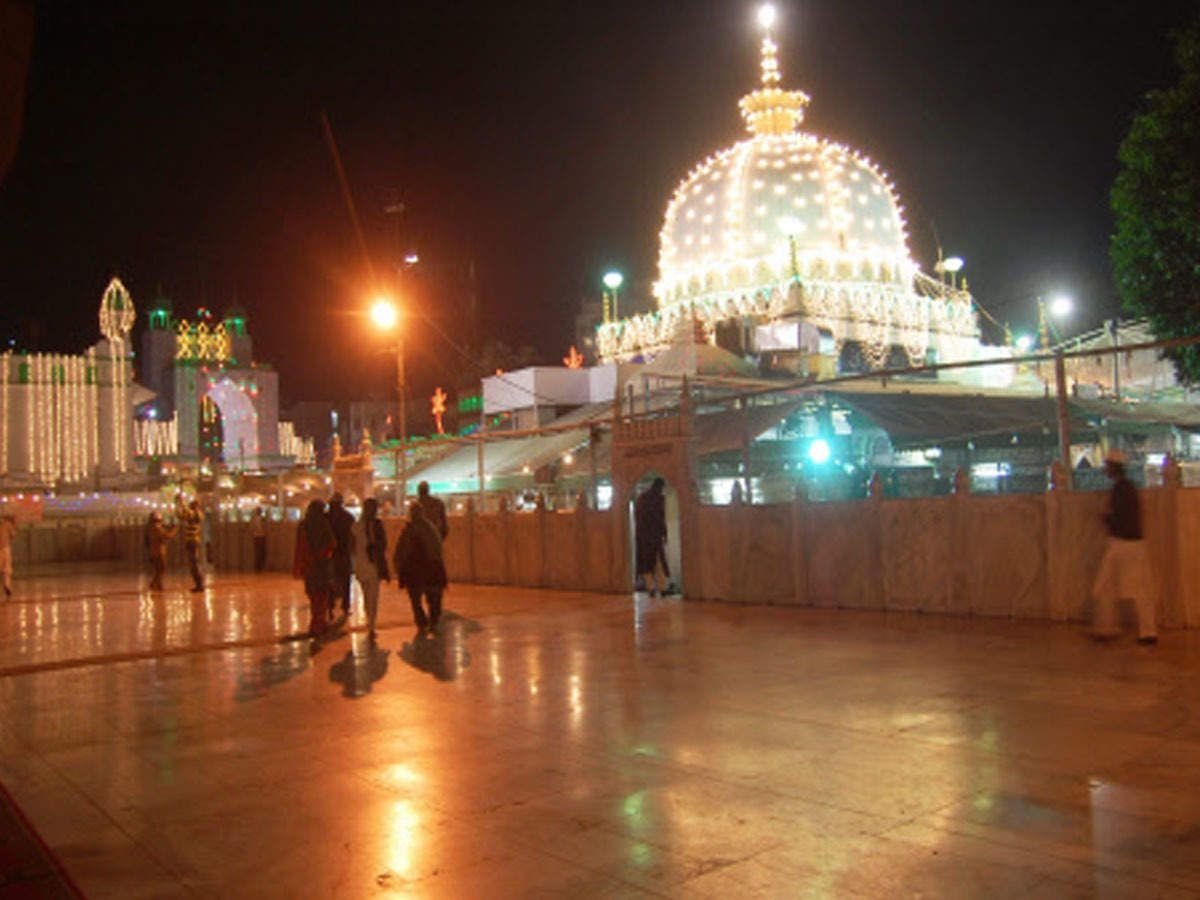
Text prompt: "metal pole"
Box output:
[[1054, 352, 1072, 489], [477, 401, 485, 507], [398, 338, 407, 512]]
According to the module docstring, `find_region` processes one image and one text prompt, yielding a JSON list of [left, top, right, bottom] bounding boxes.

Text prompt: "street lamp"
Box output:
[[602, 270, 624, 323], [370, 295, 406, 512], [934, 255, 964, 289], [1038, 294, 1073, 349]]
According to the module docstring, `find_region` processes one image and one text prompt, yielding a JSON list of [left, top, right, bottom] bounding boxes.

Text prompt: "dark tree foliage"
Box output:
[[1111, 16, 1200, 386]]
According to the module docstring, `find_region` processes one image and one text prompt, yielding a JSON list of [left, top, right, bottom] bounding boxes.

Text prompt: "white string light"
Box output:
[[600, 6, 981, 369]]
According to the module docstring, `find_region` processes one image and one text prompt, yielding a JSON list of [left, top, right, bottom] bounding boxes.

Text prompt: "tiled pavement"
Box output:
[[1, 569, 1200, 897]]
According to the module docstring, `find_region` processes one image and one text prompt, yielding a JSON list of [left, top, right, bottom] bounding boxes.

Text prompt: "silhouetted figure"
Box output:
[[294, 499, 335, 638], [146, 511, 177, 591], [393, 503, 447, 631], [0, 513, 16, 598], [179, 498, 205, 592], [417, 481, 449, 540], [327, 492, 355, 616], [250, 506, 267, 572], [1092, 449, 1157, 644], [353, 497, 390, 639], [634, 478, 670, 596]]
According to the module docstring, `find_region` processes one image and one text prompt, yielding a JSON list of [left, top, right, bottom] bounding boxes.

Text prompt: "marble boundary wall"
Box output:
[[11, 483, 1200, 627]]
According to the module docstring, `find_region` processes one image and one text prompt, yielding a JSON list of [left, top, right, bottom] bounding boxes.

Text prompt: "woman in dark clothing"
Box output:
[[634, 477, 670, 596], [393, 504, 447, 631], [293, 499, 336, 637]]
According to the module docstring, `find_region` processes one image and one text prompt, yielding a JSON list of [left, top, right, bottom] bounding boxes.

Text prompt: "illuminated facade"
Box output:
[[596, 8, 981, 372], [0, 278, 145, 487], [138, 302, 284, 470]]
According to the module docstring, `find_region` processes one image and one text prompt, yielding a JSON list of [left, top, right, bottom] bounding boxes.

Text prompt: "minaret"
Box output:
[[97, 277, 136, 477]]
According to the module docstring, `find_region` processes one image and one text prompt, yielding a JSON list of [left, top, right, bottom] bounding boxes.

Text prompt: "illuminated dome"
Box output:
[[656, 17, 912, 305], [596, 5, 979, 369]]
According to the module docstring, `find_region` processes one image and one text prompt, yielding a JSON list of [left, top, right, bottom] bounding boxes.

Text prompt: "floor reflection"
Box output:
[[234, 639, 313, 702], [399, 612, 481, 682], [328, 634, 391, 698]]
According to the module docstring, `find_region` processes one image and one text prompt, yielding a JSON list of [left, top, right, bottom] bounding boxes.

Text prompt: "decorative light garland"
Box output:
[[599, 6, 981, 369]]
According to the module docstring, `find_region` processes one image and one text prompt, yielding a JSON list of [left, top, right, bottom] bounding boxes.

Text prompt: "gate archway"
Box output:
[[609, 380, 699, 597]]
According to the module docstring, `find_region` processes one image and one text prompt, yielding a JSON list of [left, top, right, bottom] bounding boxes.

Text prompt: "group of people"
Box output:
[[145, 497, 207, 592], [292, 481, 450, 641]]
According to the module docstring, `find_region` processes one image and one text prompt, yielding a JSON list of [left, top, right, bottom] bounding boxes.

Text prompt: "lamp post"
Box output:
[[370, 297, 406, 512], [603, 270, 624, 323], [1037, 294, 1073, 349]]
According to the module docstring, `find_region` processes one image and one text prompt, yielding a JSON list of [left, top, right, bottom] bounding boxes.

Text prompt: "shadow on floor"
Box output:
[[399, 612, 482, 682], [328, 635, 391, 698], [234, 639, 313, 702]]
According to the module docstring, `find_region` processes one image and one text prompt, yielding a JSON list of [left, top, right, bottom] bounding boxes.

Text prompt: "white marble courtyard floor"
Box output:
[[1, 569, 1200, 898]]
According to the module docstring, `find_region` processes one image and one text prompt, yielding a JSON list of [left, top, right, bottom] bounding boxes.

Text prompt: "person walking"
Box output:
[[250, 506, 267, 572], [294, 499, 336, 639], [634, 477, 671, 597], [416, 481, 449, 541], [352, 498, 390, 640], [0, 513, 16, 598], [1092, 449, 1157, 644], [326, 493, 355, 616], [179, 498, 205, 592], [146, 511, 177, 591], [393, 503, 447, 632]]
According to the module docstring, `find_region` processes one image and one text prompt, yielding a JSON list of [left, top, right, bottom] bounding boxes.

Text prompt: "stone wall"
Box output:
[[12, 480, 1200, 628]]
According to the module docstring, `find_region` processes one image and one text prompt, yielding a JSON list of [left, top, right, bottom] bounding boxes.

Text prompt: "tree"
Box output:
[[1111, 16, 1200, 385]]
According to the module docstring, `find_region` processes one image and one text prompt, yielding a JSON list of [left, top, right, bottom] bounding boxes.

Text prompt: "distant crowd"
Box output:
[[140, 481, 450, 640]]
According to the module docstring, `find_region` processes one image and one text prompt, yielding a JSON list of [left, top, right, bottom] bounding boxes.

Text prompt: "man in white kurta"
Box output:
[[1092, 450, 1157, 644]]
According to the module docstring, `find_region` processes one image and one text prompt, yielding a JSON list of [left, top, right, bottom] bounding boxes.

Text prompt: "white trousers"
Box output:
[[357, 575, 381, 631], [1091, 537, 1156, 639]]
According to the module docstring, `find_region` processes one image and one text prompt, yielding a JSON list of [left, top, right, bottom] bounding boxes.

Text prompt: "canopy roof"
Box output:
[[832, 390, 1200, 448]]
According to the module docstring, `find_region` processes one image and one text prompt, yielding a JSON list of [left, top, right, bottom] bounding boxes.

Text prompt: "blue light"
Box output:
[[808, 438, 831, 464]]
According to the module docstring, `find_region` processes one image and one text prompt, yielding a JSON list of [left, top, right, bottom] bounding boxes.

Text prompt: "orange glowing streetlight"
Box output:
[[370, 295, 406, 509]]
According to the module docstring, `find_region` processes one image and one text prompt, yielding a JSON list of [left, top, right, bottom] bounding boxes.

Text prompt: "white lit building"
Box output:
[[0, 278, 147, 488]]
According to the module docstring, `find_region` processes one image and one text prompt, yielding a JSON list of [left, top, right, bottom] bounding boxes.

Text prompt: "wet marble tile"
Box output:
[[3, 572, 1200, 896]]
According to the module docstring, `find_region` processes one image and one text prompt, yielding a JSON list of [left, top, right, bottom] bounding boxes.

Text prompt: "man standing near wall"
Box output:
[[0, 513, 16, 597], [251, 506, 267, 572], [179, 498, 205, 593], [1092, 449, 1157, 644], [417, 481, 448, 541], [635, 478, 671, 597]]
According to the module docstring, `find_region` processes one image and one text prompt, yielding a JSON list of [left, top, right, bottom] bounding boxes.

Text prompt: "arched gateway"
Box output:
[[609, 378, 699, 596]]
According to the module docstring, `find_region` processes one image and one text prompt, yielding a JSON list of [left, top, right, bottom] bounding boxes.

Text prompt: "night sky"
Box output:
[[1, 1, 1196, 407]]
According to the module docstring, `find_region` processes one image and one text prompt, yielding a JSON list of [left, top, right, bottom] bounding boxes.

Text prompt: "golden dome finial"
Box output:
[[740, 4, 809, 136]]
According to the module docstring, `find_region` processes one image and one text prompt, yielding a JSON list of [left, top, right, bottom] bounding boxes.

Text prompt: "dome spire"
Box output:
[[739, 4, 810, 136], [757, 4, 781, 88]]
